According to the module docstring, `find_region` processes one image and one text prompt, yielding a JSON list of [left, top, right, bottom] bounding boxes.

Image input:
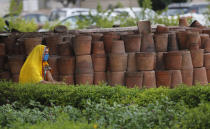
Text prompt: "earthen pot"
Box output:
[[92, 33, 103, 41], [109, 53, 127, 72], [204, 38, 210, 53], [4, 37, 16, 55], [127, 53, 137, 72], [170, 70, 182, 88], [45, 35, 62, 55], [141, 33, 155, 52], [48, 56, 59, 76], [136, 52, 156, 71], [107, 71, 125, 86], [0, 56, 5, 69], [57, 43, 72, 56], [123, 34, 141, 52], [204, 53, 210, 68], [164, 51, 182, 70], [186, 32, 200, 49], [94, 72, 106, 85], [73, 35, 92, 56], [8, 56, 25, 74], [168, 33, 178, 51], [137, 20, 151, 34], [142, 71, 156, 88], [189, 43, 199, 50], [103, 32, 120, 53], [181, 50, 193, 70], [24, 37, 42, 55], [181, 69, 193, 86], [111, 40, 125, 54], [200, 34, 209, 48], [193, 67, 208, 85], [154, 34, 168, 52], [156, 25, 169, 33], [92, 54, 106, 72], [0, 71, 10, 81], [0, 43, 5, 56], [58, 56, 75, 75], [125, 72, 143, 88], [156, 52, 167, 70], [190, 49, 204, 68], [75, 73, 94, 85], [206, 68, 210, 83], [75, 55, 93, 74], [156, 71, 172, 87], [176, 31, 188, 50], [59, 75, 74, 85], [92, 41, 105, 55]]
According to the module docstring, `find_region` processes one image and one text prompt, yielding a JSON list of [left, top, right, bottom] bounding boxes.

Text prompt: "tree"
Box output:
[[56, 0, 85, 7], [9, 0, 23, 15]]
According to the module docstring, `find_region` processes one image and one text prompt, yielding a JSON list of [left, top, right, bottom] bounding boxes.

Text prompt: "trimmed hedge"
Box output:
[[0, 81, 209, 108]]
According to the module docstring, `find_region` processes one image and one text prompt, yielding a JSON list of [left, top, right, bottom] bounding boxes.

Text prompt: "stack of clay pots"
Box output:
[[74, 35, 93, 84], [204, 36, 210, 83]]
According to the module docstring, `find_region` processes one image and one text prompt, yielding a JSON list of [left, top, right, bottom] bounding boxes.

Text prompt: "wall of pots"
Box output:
[[1, 21, 210, 88]]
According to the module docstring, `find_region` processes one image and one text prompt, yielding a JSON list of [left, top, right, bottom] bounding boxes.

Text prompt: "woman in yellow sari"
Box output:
[[19, 44, 57, 84]]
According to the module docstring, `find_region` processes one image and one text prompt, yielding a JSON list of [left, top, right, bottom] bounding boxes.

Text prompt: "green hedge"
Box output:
[[0, 81, 209, 108]]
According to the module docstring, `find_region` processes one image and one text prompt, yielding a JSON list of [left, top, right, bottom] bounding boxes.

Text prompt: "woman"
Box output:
[[19, 44, 59, 84]]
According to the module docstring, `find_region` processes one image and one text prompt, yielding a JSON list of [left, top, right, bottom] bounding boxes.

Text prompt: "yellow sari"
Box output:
[[19, 45, 48, 84]]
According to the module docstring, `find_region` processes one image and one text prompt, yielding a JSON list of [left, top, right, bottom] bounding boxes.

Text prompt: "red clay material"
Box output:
[[45, 35, 62, 55], [59, 75, 74, 85], [127, 53, 137, 72], [8, 56, 25, 74], [186, 32, 200, 49], [136, 52, 156, 71], [12, 74, 19, 82], [57, 43, 72, 56], [75, 73, 93, 85], [142, 71, 156, 88], [58, 56, 75, 75], [103, 32, 120, 53], [123, 34, 141, 52], [206, 68, 210, 83], [0, 44, 5, 56], [156, 70, 172, 87], [193, 67, 208, 85], [204, 53, 210, 68], [181, 50, 193, 69], [0, 56, 5, 69], [107, 71, 125, 86], [156, 25, 169, 33], [125, 72, 143, 88], [156, 52, 166, 70], [24, 37, 42, 55], [189, 43, 199, 50], [73, 35, 92, 56], [170, 70, 182, 88], [137, 21, 151, 34], [111, 40, 125, 54], [92, 41, 105, 55], [109, 53, 127, 72], [48, 56, 59, 76], [4, 37, 15, 55], [75, 55, 93, 74], [176, 31, 188, 49], [92, 54, 106, 72], [200, 34, 209, 48], [141, 33, 155, 52], [0, 71, 10, 81], [204, 38, 210, 52], [190, 49, 204, 68], [92, 33, 103, 41], [181, 69, 193, 86], [154, 34, 168, 52], [94, 72, 106, 85], [164, 51, 182, 70]]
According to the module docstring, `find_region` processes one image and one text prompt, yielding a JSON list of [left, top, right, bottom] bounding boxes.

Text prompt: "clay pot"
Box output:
[[142, 71, 156, 88], [127, 53, 137, 72], [164, 51, 182, 70], [48, 56, 59, 76], [168, 33, 178, 51], [154, 34, 168, 52], [170, 70, 182, 88], [94, 72, 106, 85], [4, 37, 15, 55], [204, 38, 210, 53], [76, 55, 93, 74], [186, 32, 200, 49], [45, 35, 62, 55], [179, 17, 189, 27], [0, 71, 10, 81], [73, 35, 92, 56], [193, 67, 208, 85], [103, 32, 120, 53], [0, 44, 5, 56], [206, 68, 210, 83], [0, 56, 5, 69], [92, 33, 103, 41], [204, 53, 210, 68], [136, 52, 156, 71], [156, 25, 169, 33], [200, 34, 209, 48], [59, 75, 74, 85], [92, 41, 105, 55], [203, 29, 210, 36], [75, 73, 93, 85], [190, 49, 204, 68], [181, 50, 193, 69], [58, 56, 75, 75], [107, 71, 125, 86], [12, 74, 19, 82], [123, 34, 141, 52], [92, 54, 106, 72], [141, 33, 155, 52], [109, 53, 127, 72], [57, 43, 72, 56], [24, 37, 42, 55], [137, 20, 151, 34], [176, 31, 188, 49], [125, 72, 143, 88], [189, 43, 199, 50], [181, 69, 193, 86], [156, 71, 172, 87], [111, 40, 125, 54], [156, 52, 166, 70], [8, 56, 25, 74]]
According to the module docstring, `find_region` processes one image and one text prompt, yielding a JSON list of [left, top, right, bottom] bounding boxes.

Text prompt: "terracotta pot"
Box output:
[[8, 56, 25, 74], [203, 29, 210, 36], [125, 72, 143, 88], [204, 53, 210, 68], [123, 34, 141, 52], [179, 17, 189, 27], [190, 49, 204, 68], [0, 56, 5, 69], [111, 40, 125, 54], [109, 53, 127, 72], [141, 33, 155, 52], [170, 70, 182, 88], [57, 43, 72, 56], [0, 43, 5, 56], [156, 52, 166, 70], [59, 75, 74, 85], [189, 43, 199, 50], [58, 56, 75, 75], [92, 33, 103, 41], [142, 71, 156, 88], [75, 55, 93, 74], [107, 71, 125, 86], [75, 73, 93, 85], [136, 52, 156, 71], [200, 34, 209, 48], [156, 25, 169, 33], [48, 56, 59, 76], [12, 74, 19, 82], [0, 71, 10, 81], [127, 53, 136, 72], [204, 38, 210, 53], [24, 37, 42, 55], [168, 33, 179, 51], [156, 71, 172, 87], [92, 54, 106, 72], [94, 72, 106, 85], [186, 32, 200, 49], [73, 35, 92, 56], [206, 68, 210, 83], [4, 37, 15, 55], [164, 51, 182, 70], [92, 41, 105, 55], [154, 34, 168, 52], [45, 35, 62, 55], [176, 31, 188, 50], [137, 20, 151, 34], [181, 69, 193, 86], [181, 50, 193, 69], [103, 32, 120, 53], [193, 67, 208, 85]]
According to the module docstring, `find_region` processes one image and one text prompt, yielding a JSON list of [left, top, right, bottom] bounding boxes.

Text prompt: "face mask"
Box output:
[[43, 54, 49, 61]]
